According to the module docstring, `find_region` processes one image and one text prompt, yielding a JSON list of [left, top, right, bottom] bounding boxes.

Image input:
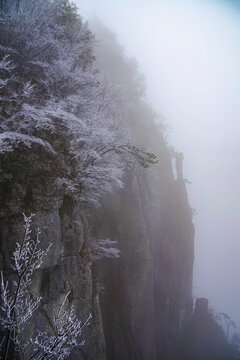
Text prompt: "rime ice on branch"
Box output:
[[0, 214, 91, 359], [0, 213, 51, 358], [32, 293, 92, 360], [0, 0, 157, 207]]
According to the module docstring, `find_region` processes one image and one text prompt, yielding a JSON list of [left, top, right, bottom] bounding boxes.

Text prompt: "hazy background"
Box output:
[[76, 0, 240, 327]]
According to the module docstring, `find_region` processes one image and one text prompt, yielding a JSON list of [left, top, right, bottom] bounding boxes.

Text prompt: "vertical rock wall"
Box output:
[[0, 149, 106, 360], [0, 135, 233, 360], [93, 145, 195, 360]]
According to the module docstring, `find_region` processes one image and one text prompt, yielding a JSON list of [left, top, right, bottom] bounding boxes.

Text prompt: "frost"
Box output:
[[0, 214, 51, 357], [32, 293, 92, 360], [0, 0, 157, 207], [0, 214, 91, 359], [0, 132, 55, 154]]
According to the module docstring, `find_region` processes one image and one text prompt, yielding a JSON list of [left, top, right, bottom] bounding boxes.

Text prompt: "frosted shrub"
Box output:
[[0, 214, 91, 359]]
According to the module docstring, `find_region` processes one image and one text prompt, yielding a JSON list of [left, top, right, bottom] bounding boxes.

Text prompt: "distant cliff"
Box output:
[[90, 19, 194, 357], [92, 147, 194, 360], [182, 298, 235, 360]]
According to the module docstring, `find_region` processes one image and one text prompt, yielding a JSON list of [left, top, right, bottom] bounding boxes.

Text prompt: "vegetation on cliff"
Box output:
[[0, 1, 160, 358], [0, 0, 156, 208], [0, 1, 236, 359]]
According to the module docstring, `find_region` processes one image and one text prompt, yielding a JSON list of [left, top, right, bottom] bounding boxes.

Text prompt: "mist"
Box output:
[[76, 0, 240, 326]]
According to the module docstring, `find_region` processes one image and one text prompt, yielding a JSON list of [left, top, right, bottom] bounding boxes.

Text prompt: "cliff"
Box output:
[[0, 130, 195, 360], [0, 3, 235, 359], [0, 143, 235, 359], [89, 19, 195, 359], [92, 150, 194, 360], [182, 298, 235, 360], [0, 147, 105, 359]]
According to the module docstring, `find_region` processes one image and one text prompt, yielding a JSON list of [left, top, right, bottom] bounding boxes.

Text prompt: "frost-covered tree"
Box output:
[[0, 213, 51, 358], [0, 0, 157, 207], [32, 292, 91, 360], [0, 214, 91, 359], [89, 18, 167, 155], [215, 312, 237, 341]]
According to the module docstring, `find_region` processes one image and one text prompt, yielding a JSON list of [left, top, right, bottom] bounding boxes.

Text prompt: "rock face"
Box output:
[[92, 148, 195, 360], [0, 149, 105, 360], [0, 141, 235, 360]]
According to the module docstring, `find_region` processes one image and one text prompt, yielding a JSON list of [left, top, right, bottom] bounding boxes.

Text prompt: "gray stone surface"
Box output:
[[0, 141, 233, 360], [92, 143, 194, 360], [0, 149, 105, 359]]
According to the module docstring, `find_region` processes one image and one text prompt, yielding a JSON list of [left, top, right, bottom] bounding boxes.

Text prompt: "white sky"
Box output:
[[76, 0, 240, 326]]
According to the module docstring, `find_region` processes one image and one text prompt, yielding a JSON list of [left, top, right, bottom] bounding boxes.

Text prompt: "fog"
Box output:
[[76, 0, 240, 326]]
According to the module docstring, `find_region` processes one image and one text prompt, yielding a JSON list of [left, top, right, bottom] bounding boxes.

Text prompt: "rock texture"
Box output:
[[2, 136, 237, 360], [0, 139, 235, 360], [92, 147, 194, 360], [0, 148, 105, 360]]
